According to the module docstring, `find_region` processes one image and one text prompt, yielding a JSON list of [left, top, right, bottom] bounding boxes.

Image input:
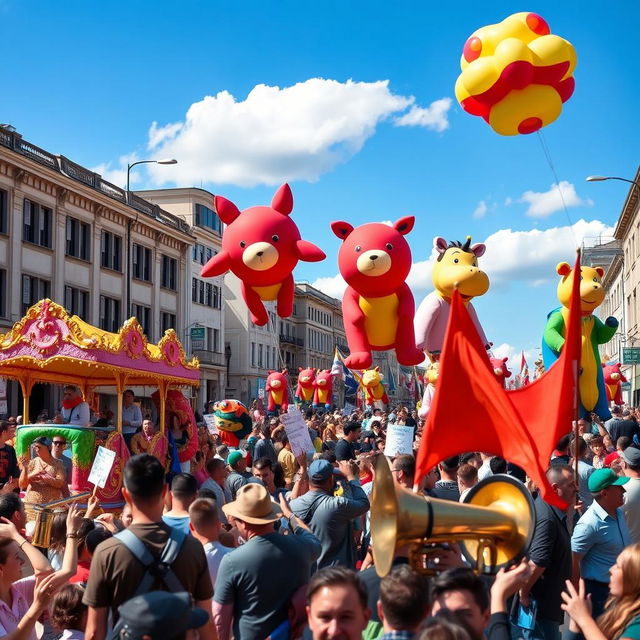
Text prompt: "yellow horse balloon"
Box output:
[[455, 12, 576, 136]]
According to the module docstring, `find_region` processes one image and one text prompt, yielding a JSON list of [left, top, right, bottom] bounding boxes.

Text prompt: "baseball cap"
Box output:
[[227, 450, 246, 467], [309, 459, 340, 483], [112, 591, 209, 640], [587, 468, 630, 492], [621, 446, 640, 467], [604, 451, 620, 467]]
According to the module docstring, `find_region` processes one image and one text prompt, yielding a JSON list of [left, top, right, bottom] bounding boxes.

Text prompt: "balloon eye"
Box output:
[[453, 258, 459, 264], [385, 243, 393, 250], [355, 245, 362, 252], [240, 241, 246, 248], [272, 235, 279, 242], [593, 277, 598, 282]]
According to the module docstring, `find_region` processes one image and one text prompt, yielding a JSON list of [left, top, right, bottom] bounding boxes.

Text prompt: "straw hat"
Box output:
[[222, 483, 282, 524]]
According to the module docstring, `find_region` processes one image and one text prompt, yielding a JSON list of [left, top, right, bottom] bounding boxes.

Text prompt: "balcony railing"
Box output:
[[279, 334, 303, 346], [193, 349, 226, 366], [0, 127, 190, 235]]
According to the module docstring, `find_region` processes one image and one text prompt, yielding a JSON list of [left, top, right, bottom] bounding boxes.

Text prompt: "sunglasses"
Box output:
[[52, 441, 66, 446]]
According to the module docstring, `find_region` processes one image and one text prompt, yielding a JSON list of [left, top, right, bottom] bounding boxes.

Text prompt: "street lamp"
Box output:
[[125, 158, 178, 319], [586, 175, 640, 191], [126, 158, 177, 194]]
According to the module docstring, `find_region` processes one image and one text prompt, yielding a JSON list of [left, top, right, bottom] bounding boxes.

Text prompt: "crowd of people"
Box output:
[[0, 399, 639, 640]]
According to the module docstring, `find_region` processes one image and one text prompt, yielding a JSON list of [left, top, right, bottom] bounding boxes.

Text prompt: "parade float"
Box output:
[[0, 299, 200, 510]]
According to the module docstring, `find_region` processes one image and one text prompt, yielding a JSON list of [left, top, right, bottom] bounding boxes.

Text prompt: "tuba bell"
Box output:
[[371, 456, 535, 577]]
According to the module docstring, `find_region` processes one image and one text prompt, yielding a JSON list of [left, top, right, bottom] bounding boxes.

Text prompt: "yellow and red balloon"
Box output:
[[455, 12, 576, 136]]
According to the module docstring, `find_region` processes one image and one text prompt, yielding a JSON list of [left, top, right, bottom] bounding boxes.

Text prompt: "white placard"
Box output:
[[88, 446, 117, 489], [384, 424, 414, 457], [280, 407, 314, 456], [342, 403, 355, 416], [203, 413, 219, 435]]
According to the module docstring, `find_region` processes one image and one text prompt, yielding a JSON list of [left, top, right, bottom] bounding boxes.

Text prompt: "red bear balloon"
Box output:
[[265, 369, 289, 415], [331, 217, 424, 370], [201, 184, 326, 326]]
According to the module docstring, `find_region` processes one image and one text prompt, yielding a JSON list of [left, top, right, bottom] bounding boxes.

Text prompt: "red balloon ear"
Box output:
[[214, 195, 241, 224], [394, 216, 415, 235], [331, 221, 354, 240], [272, 184, 293, 215]]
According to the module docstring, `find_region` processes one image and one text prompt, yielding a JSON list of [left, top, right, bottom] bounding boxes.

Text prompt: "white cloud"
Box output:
[[491, 343, 538, 374], [519, 181, 594, 218], [311, 218, 614, 299], [310, 274, 348, 300], [393, 98, 452, 132], [144, 78, 430, 188], [482, 218, 614, 288], [472, 200, 488, 219]]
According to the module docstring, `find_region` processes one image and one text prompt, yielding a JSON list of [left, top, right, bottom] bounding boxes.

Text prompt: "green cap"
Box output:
[[227, 450, 245, 467], [588, 468, 630, 493]]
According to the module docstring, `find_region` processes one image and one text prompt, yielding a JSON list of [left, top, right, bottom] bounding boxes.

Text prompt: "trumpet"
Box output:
[[370, 456, 535, 577]]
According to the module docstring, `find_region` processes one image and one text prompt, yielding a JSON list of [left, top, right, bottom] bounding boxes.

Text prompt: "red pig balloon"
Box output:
[[201, 184, 325, 326]]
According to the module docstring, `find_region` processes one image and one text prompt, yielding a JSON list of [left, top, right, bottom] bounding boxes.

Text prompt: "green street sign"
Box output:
[[622, 348, 640, 364], [190, 327, 205, 341]]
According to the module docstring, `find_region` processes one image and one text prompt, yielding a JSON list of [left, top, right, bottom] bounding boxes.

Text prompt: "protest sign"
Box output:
[[384, 424, 414, 457], [87, 446, 117, 489], [280, 407, 314, 456], [203, 413, 219, 435]]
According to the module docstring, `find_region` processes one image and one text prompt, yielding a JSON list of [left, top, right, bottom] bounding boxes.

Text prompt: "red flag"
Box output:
[[414, 289, 569, 509], [509, 252, 581, 474]]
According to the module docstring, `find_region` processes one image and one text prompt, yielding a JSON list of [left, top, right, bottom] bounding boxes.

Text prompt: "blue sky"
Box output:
[[2, 0, 638, 369]]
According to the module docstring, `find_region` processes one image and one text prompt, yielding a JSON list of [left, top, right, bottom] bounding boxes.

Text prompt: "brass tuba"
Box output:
[[371, 456, 535, 577]]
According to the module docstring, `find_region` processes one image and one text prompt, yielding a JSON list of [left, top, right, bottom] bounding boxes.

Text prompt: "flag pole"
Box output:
[[574, 249, 581, 508]]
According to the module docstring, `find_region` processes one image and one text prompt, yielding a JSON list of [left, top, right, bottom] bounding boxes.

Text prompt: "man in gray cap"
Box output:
[[620, 445, 640, 543], [290, 459, 369, 569], [112, 591, 208, 640]]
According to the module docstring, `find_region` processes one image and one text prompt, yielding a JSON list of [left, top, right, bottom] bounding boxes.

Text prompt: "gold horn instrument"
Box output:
[[371, 456, 535, 577], [30, 491, 93, 548]]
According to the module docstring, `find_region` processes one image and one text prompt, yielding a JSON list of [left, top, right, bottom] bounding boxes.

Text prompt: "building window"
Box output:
[[251, 342, 256, 367], [22, 275, 51, 315], [101, 231, 122, 271], [132, 304, 152, 340], [161, 312, 176, 334], [258, 344, 263, 368], [64, 286, 89, 319], [0, 269, 6, 317], [191, 278, 198, 303], [132, 244, 153, 282], [213, 285, 221, 309], [161, 255, 177, 290], [23, 199, 52, 248], [192, 243, 216, 265], [213, 328, 219, 352], [99, 295, 121, 333], [195, 204, 223, 235], [66, 217, 91, 261], [0, 189, 7, 235]]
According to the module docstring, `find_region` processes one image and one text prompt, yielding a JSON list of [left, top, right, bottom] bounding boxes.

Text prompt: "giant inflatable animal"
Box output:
[[414, 237, 490, 360], [542, 263, 618, 419], [418, 361, 439, 419], [212, 399, 253, 448], [331, 217, 424, 370], [295, 367, 316, 406], [361, 367, 389, 407], [265, 369, 289, 416], [490, 357, 512, 388], [201, 184, 326, 326], [603, 362, 627, 407], [313, 369, 333, 410]]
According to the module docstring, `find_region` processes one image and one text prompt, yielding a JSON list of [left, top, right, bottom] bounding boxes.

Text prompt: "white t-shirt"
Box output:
[[204, 540, 233, 588], [477, 461, 493, 481], [623, 476, 640, 544]]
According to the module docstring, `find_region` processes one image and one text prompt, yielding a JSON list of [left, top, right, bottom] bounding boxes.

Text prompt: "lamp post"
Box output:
[[586, 174, 640, 404], [125, 158, 177, 319]]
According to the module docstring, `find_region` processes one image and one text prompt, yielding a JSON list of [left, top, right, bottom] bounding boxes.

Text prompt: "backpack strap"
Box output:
[[115, 527, 187, 596]]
